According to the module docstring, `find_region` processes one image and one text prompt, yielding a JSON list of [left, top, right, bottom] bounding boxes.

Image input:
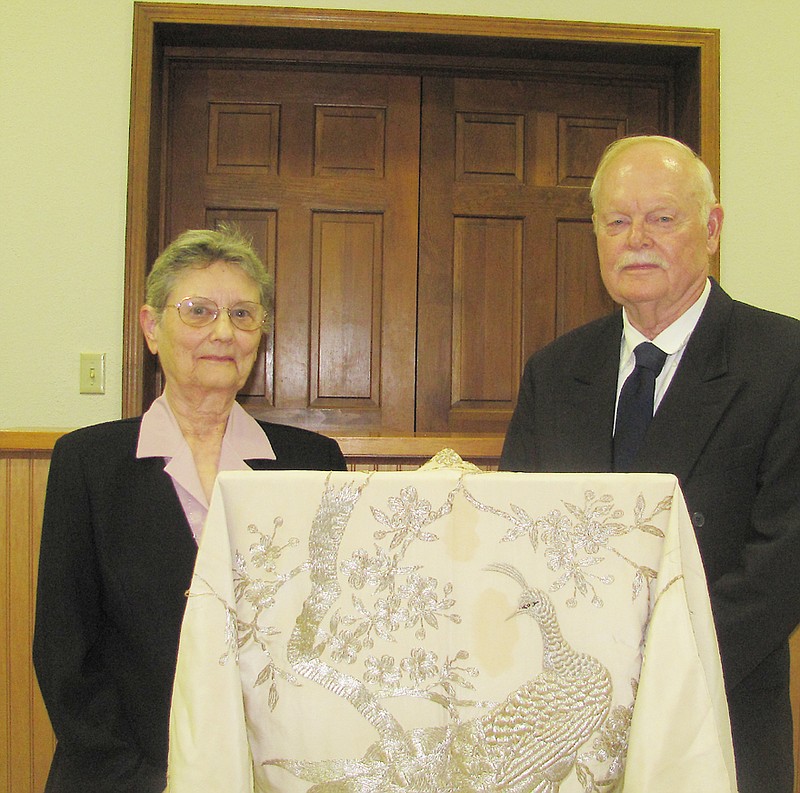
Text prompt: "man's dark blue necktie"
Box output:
[[613, 342, 667, 472]]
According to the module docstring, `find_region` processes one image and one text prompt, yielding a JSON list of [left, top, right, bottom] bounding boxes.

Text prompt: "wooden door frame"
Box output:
[[123, 2, 720, 418]]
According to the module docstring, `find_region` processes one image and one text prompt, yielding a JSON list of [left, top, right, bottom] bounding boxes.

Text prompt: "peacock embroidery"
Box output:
[[244, 477, 625, 792]]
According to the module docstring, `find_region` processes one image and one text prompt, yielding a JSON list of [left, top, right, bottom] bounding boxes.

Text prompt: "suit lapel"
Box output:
[[559, 315, 622, 470], [119, 454, 198, 586], [635, 281, 744, 480]]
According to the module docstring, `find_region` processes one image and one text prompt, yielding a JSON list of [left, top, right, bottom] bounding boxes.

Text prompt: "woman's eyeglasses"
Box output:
[[171, 297, 266, 332]]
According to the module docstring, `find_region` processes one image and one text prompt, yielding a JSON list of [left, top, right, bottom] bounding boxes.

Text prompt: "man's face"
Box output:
[[593, 142, 723, 325]]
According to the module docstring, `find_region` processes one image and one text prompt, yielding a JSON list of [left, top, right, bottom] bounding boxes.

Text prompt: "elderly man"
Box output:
[[500, 135, 800, 792]]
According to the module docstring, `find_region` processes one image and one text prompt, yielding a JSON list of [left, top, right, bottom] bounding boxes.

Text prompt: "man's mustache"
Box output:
[[614, 251, 670, 271]]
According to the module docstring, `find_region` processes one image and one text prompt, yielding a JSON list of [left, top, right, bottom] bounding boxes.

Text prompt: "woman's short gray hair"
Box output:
[[145, 224, 274, 331], [589, 135, 718, 222]]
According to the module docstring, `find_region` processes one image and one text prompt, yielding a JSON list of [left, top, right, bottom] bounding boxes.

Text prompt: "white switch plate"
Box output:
[[80, 353, 106, 394]]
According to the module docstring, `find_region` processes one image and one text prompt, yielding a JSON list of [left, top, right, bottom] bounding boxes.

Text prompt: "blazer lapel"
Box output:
[[130, 456, 197, 553], [635, 281, 744, 480], [559, 315, 622, 471]]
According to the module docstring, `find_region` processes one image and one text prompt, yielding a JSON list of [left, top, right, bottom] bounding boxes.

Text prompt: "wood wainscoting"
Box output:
[[2, 430, 798, 792]]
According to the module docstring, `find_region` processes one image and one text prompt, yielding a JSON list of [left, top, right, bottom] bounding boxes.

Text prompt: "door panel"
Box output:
[[311, 211, 382, 404], [166, 66, 420, 432], [417, 76, 666, 432], [452, 217, 522, 406]]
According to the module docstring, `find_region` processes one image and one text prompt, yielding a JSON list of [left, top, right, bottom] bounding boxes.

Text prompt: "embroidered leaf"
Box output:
[[268, 682, 279, 711], [329, 611, 340, 634], [606, 521, 628, 536], [631, 570, 644, 601], [353, 621, 371, 639], [511, 503, 532, 522], [638, 523, 665, 538], [550, 572, 571, 591], [370, 507, 392, 527], [652, 495, 673, 515], [441, 681, 456, 697], [579, 556, 604, 567], [375, 624, 395, 642], [447, 673, 475, 691], [501, 526, 526, 542], [351, 595, 370, 619], [389, 532, 405, 549], [255, 664, 274, 686]]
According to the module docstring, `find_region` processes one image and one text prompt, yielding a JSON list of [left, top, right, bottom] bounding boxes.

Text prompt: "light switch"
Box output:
[[80, 353, 106, 394]]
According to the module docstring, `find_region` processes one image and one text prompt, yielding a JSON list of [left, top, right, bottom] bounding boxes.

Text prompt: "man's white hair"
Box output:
[[589, 135, 718, 221]]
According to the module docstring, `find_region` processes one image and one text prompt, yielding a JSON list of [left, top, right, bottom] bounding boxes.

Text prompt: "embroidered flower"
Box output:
[[371, 486, 452, 547], [400, 574, 459, 639], [364, 654, 402, 687], [242, 578, 282, 611], [401, 647, 439, 686], [373, 593, 409, 639], [328, 628, 362, 664], [341, 545, 400, 592]]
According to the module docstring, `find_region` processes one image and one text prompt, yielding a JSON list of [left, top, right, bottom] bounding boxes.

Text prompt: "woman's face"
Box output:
[[140, 260, 263, 403]]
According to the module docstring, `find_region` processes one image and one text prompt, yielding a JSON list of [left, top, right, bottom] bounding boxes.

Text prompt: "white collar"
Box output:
[[622, 278, 711, 358]]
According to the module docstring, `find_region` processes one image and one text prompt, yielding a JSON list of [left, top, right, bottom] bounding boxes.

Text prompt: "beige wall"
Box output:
[[2, 0, 799, 429]]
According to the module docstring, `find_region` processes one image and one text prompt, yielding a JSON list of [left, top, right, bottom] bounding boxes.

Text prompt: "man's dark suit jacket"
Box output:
[[501, 279, 800, 793], [33, 417, 346, 793]]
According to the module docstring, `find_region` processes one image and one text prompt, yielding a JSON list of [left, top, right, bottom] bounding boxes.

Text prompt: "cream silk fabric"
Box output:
[[167, 464, 737, 792]]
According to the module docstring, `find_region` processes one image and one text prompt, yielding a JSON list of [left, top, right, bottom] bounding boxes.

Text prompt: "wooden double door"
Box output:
[[165, 62, 666, 434]]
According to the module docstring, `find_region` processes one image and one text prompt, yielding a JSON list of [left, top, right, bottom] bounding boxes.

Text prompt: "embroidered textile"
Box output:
[[167, 467, 736, 793]]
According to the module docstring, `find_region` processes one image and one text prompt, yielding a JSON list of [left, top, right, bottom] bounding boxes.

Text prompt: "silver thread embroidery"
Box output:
[[213, 476, 677, 790], [461, 485, 670, 611]]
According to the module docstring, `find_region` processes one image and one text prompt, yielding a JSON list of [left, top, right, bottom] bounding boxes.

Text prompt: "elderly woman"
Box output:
[[33, 227, 346, 793]]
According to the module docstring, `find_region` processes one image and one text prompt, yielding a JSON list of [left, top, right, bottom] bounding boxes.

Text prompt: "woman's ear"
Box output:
[[139, 305, 160, 354]]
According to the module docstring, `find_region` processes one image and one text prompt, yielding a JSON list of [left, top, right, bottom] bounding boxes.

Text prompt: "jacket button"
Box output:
[[691, 512, 705, 528]]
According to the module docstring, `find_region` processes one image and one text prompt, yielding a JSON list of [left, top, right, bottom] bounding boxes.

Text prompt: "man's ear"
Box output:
[[139, 305, 160, 355], [706, 205, 724, 255]]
